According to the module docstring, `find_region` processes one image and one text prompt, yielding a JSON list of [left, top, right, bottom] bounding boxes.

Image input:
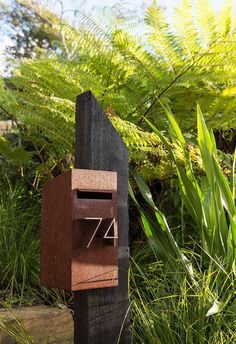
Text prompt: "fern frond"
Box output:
[[218, 0, 234, 37], [1, 0, 235, 181], [145, 4, 182, 74], [173, 0, 201, 61], [195, 0, 218, 47]]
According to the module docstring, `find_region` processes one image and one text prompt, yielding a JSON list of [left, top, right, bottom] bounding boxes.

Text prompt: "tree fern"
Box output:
[[0, 0, 235, 182], [173, 0, 201, 61], [218, 0, 234, 37]]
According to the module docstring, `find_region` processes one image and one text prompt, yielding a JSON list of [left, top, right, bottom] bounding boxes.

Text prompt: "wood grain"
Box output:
[[74, 91, 130, 343]]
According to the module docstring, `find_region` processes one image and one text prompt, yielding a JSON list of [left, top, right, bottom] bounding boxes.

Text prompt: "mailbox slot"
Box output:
[[77, 190, 112, 200]]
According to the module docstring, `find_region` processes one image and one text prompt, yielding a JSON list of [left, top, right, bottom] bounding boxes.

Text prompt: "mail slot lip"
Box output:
[[72, 188, 117, 220], [72, 199, 116, 219]]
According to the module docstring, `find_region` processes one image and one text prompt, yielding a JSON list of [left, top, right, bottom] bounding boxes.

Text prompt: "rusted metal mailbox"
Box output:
[[41, 169, 118, 291]]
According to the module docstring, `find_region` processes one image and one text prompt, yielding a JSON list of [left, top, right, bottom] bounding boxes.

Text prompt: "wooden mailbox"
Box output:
[[40, 168, 118, 291]]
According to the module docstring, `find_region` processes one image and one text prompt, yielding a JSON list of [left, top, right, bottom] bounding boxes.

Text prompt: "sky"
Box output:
[[0, 0, 233, 73], [55, 0, 230, 19], [1, 0, 231, 23]]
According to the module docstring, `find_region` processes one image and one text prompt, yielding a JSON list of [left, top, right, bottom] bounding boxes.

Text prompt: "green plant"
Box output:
[[129, 167, 197, 288], [0, 179, 40, 302], [131, 246, 236, 344], [0, 177, 66, 306], [0, 0, 64, 63], [129, 108, 236, 342], [144, 106, 236, 274], [0, 1, 235, 181], [0, 316, 34, 344]]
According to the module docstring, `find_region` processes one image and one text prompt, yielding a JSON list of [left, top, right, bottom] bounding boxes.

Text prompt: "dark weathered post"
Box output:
[[74, 91, 130, 343]]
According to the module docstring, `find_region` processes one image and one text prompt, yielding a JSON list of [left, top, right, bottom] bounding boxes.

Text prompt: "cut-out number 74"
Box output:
[[84, 217, 117, 248]]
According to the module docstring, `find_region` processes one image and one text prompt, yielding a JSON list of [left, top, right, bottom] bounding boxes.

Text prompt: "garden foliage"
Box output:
[[130, 109, 236, 342], [0, 1, 235, 343], [0, 0, 235, 181]]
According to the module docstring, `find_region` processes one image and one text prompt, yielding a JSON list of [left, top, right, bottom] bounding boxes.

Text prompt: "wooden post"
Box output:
[[74, 91, 130, 343]]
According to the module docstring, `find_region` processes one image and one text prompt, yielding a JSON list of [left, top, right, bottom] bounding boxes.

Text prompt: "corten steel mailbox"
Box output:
[[41, 169, 118, 291]]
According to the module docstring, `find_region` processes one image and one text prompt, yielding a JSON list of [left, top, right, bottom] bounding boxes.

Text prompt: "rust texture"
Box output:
[[41, 169, 118, 291]]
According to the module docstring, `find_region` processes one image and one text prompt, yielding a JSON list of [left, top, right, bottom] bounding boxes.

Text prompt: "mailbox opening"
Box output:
[[77, 190, 112, 200]]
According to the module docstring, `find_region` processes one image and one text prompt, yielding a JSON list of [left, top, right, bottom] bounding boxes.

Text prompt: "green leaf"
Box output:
[[230, 149, 236, 199], [228, 213, 236, 259], [130, 166, 157, 210], [128, 180, 140, 209], [197, 105, 216, 185], [0, 137, 31, 164], [176, 166, 203, 224], [9, 148, 31, 163], [143, 118, 176, 162], [0, 137, 11, 157], [212, 155, 235, 217], [163, 104, 186, 145]]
